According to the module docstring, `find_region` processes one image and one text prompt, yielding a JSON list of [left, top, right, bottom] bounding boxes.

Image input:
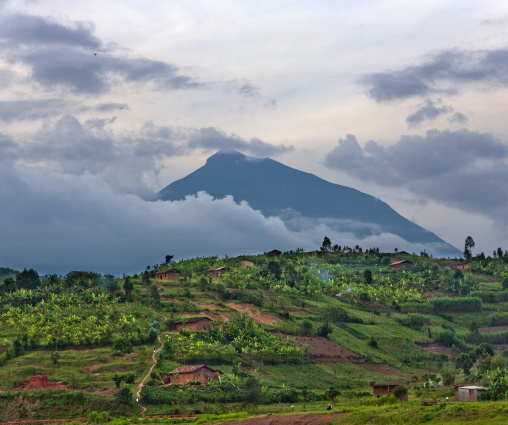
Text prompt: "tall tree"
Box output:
[[165, 255, 174, 264], [464, 236, 475, 260], [321, 236, 332, 252]]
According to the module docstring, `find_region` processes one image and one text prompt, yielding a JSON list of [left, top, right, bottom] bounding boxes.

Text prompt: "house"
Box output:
[[155, 269, 181, 281], [207, 266, 226, 278], [172, 317, 212, 332], [372, 382, 408, 401], [456, 263, 469, 271], [267, 249, 282, 256], [389, 260, 413, 270], [238, 258, 254, 267], [162, 365, 219, 385], [454, 385, 489, 401]]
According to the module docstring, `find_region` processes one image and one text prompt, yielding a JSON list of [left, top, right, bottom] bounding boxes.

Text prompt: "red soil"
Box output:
[[357, 363, 411, 377], [226, 303, 280, 325], [13, 376, 70, 392], [292, 336, 364, 363], [479, 326, 508, 333]]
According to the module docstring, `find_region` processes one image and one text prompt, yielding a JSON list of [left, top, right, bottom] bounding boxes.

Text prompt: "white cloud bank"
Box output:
[[0, 164, 440, 275]]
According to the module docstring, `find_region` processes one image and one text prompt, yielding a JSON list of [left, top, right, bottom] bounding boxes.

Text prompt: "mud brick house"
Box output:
[[172, 317, 212, 332], [456, 263, 469, 271], [389, 260, 413, 270], [155, 269, 181, 281], [372, 382, 408, 401], [162, 365, 219, 385], [454, 385, 489, 401], [207, 266, 226, 278], [16, 375, 68, 391]]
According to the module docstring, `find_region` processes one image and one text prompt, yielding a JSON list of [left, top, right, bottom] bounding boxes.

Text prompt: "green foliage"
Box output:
[[392, 385, 408, 400], [16, 268, 41, 290], [87, 411, 109, 424], [316, 322, 333, 338], [430, 296, 482, 313], [50, 352, 60, 364], [115, 387, 133, 405], [481, 368, 508, 400], [166, 314, 309, 364], [397, 313, 430, 330]]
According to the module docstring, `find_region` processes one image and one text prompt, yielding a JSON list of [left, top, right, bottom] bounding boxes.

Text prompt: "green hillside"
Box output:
[[1, 247, 508, 423]]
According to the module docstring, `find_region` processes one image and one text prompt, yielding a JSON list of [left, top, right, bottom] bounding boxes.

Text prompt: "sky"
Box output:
[[1, 0, 508, 275]]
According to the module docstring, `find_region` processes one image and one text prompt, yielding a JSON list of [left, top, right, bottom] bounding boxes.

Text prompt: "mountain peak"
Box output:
[[206, 150, 247, 164]]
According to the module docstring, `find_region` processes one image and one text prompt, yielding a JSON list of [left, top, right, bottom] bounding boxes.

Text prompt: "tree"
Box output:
[[363, 269, 373, 285], [393, 385, 408, 401], [141, 270, 151, 286], [317, 322, 333, 338], [16, 268, 41, 290], [123, 276, 133, 301], [321, 236, 332, 252], [464, 236, 475, 260], [165, 255, 174, 264], [50, 352, 60, 364]]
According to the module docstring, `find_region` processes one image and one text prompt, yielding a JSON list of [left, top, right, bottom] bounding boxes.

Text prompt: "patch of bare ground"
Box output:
[[84, 363, 102, 373], [479, 326, 508, 333], [220, 413, 344, 425], [192, 301, 220, 309], [357, 363, 411, 377], [226, 303, 280, 325], [495, 344, 508, 351], [161, 297, 182, 303], [424, 346, 452, 357], [291, 336, 364, 363]]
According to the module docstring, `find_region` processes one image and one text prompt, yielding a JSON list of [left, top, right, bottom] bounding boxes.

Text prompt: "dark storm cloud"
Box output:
[[362, 48, 508, 101], [406, 99, 452, 126], [0, 14, 101, 48], [13, 47, 199, 94], [187, 127, 294, 157], [324, 130, 508, 223], [0, 99, 69, 123]]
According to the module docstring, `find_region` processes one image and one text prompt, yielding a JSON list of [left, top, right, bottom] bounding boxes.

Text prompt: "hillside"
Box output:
[[158, 151, 462, 258], [0, 249, 508, 423]]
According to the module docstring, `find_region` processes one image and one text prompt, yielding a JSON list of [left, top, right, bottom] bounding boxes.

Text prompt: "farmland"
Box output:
[[1, 248, 508, 423]]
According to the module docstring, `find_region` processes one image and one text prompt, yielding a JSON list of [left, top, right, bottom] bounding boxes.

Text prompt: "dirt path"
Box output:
[[136, 312, 168, 418], [220, 413, 344, 424]]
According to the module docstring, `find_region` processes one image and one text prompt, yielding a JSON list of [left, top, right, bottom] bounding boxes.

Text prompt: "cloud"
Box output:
[[0, 99, 71, 123], [406, 99, 452, 126], [187, 127, 294, 157], [0, 13, 101, 48], [95, 103, 128, 112], [449, 112, 468, 124], [1, 116, 293, 197], [361, 48, 508, 101], [11, 47, 199, 94], [0, 163, 453, 275], [324, 130, 508, 225]]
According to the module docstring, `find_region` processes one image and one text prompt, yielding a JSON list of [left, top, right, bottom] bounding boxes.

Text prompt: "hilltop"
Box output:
[[158, 151, 462, 258], [0, 247, 508, 423]]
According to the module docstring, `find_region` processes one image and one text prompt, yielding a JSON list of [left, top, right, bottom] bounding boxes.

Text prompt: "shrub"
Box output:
[[397, 313, 430, 330], [393, 385, 408, 400], [368, 337, 378, 349], [317, 322, 333, 339]]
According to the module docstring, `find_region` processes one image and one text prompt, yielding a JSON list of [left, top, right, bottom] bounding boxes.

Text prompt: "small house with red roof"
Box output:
[[389, 260, 413, 270]]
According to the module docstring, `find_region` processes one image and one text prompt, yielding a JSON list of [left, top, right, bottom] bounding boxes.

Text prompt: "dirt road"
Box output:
[[220, 413, 344, 424]]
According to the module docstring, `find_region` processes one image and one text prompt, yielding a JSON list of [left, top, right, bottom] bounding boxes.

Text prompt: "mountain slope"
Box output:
[[158, 151, 461, 257]]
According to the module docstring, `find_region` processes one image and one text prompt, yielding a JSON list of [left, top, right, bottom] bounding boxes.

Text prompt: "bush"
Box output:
[[317, 322, 333, 339], [397, 313, 430, 330], [393, 385, 408, 400], [368, 337, 378, 349]]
